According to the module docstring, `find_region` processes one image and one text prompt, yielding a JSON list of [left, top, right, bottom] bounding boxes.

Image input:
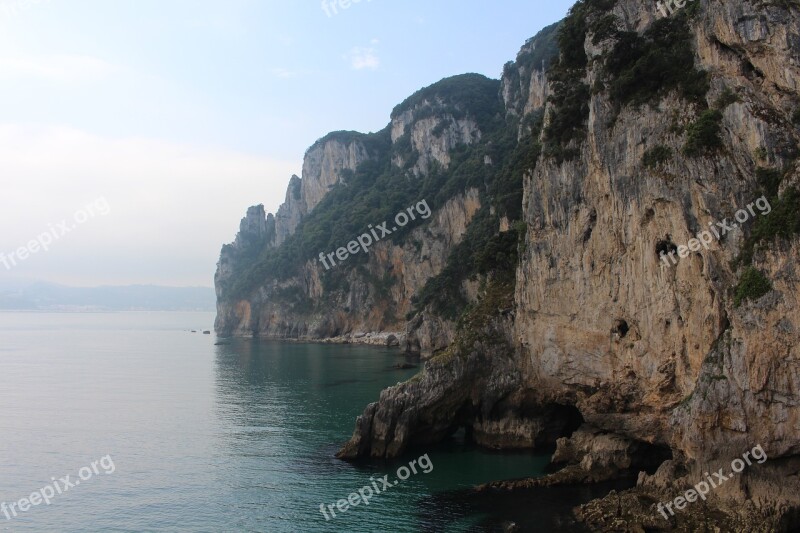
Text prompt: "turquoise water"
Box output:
[[0, 312, 553, 532]]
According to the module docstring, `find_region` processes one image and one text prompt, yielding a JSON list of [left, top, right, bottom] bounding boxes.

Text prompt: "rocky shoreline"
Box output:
[[313, 331, 405, 347], [216, 330, 408, 348]]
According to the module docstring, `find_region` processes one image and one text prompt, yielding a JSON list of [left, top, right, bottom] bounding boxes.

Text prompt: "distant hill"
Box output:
[[0, 283, 216, 311]]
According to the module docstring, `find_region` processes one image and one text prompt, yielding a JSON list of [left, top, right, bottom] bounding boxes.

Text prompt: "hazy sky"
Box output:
[[0, 0, 574, 287]]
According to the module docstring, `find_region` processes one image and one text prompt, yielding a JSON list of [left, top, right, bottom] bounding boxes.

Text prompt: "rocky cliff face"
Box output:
[[215, 74, 504, 345], [215, 188, 482, 340], [337, 0, 800, 529], [300, 135, 372, 216], [274, 175, 302, 247], [390, 104, 482, 175], [515, 0, 800, 463], [272, 134, 375, 247], [215, 205, 275, 301]]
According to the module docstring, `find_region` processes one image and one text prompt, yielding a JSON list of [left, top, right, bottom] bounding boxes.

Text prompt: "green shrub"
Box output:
[[737, 165, 799, 266], [683, 109, 723, 156], [643, 145, 673, 168], [756, 167, 783, 198], [541, 0, 620, 162], [412, 123, 542, 318], [734, 267, 772, 306], [543, 79, 591, 162], [715, 87, 739, 108], [738, 186, 800, 266], [391, 74, 503, 132], [556, 2, 590, 71], [603, 14, 709, 109], [590, 13, 620, 45], [541, 1, 599, 162]]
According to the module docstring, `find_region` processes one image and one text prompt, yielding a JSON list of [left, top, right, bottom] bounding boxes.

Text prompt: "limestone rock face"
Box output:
[[338, 0, 800, 526], [272, 135, 374, 246], [501, 23, 557, 126], [338, 307, 522, 459], [214, 205, 274, 300], [404, 312, 455, 358], [215, 72, 500, 344], [300, 136, 372, 215], [513, 0, 800, 461], [274, 175, 302, 247], [215, 189, 481, 340], [232, 133, 376, 254], [390, 102, 481, 176]]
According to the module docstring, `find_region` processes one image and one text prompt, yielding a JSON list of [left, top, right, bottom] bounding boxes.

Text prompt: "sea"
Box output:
[[0, 311, 620, 532]]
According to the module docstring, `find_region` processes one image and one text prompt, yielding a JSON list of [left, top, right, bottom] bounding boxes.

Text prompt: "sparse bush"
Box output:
[[734, 267, 772, 306], [543, 79, 591, 162], [603, 14, 709, 109], [590, 14, 620, 44], [715, 87, 739, 109], [542, 0, 604, 162], [643, 145, 673, 168], [737, 166, 800, 266], [683, 109, 723, 156], [757, 167, 783, 198]]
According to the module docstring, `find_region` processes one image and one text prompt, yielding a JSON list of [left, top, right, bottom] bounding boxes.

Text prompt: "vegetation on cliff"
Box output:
[[221, 74, 512, 304], [738, 177, 800, 268], [602, 8, 707, 109], [734, 266, 773, 306], [411, 126, 537, 319]]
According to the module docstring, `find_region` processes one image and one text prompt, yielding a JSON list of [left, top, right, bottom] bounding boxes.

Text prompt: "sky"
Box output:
[[0, 0, 575, 287]]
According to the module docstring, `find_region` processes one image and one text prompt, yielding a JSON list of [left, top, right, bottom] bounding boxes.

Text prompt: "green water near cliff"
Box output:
[[0, 311, 567, 532]]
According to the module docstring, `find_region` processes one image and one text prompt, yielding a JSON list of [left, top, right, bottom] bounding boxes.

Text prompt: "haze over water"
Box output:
[[0, 312, 555, 532]]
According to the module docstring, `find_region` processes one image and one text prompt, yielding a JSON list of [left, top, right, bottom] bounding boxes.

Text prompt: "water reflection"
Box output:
[[209, 339, 577, 532]]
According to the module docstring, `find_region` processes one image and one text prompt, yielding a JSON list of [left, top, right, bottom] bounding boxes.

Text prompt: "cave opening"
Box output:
[[655, 238, 678, 260], [613, 319, 630, 339], [633, 442, 674, 475]]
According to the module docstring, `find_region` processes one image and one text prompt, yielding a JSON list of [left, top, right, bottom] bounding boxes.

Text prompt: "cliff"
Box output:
[[215, 74, 519, 352], [333, 0, 800, 530], [217, 0, 800, 528]]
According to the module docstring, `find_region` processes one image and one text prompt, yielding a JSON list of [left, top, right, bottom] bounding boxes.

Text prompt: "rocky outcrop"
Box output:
[[390, 104, 481, 175], [300, 134, 373, 215], [502, 22, 559, 134], [274, 175, 302, 247], [338, 0, 800, 529], [338, 280, 525, 459], [511, 0, 800, 467], [215, 205, 275, 300], [216, 0, 800, 527], [216, 188, 482, 339], [271, 134, 375, 247], [574, 455, 800, 532], [215, 74, 505, 343], [404, 312, 455, 358]]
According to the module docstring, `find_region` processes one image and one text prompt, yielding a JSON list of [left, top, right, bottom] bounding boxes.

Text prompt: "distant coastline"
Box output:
[[0, 283, 215, 312]]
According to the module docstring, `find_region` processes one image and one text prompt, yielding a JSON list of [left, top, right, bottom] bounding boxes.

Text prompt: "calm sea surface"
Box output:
[[0, 312, 560, 532]]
